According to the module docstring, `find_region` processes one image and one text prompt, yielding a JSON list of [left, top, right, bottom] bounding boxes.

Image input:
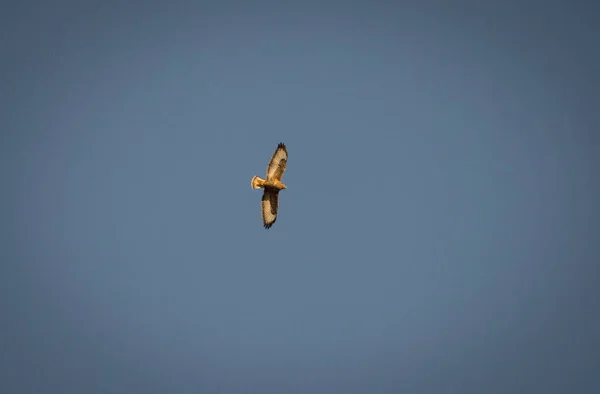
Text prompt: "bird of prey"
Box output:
[[251, 143, 288, 229]]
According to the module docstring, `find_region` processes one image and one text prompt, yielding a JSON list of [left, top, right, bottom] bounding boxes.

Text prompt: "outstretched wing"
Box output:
[[266, 143, 288, 181], [261, 189, 279, 229]]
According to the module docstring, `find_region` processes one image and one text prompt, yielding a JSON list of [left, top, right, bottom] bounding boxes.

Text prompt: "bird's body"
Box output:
[[251, 177, 286, 191], [251, 143, 288, 229]]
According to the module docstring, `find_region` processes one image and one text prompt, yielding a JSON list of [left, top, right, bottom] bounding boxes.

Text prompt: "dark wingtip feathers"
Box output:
[[264, 216, 276, 229]]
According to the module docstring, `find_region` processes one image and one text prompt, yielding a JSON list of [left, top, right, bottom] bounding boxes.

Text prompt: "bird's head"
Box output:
[[281, 183, 287, 190]]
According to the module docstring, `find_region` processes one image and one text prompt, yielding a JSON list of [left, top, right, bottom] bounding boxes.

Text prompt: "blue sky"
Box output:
[[2, 1, 599, 393]]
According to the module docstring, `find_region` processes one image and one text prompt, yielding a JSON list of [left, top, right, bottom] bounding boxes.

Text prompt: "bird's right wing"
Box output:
[[266, 143, 288, 181]]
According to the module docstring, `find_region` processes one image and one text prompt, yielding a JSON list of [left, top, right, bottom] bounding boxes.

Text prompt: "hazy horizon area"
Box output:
[[2, 1, 599, 393]]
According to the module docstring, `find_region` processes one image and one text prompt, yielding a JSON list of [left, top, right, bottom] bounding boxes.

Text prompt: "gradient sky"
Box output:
[[2, 1, 599, 393]]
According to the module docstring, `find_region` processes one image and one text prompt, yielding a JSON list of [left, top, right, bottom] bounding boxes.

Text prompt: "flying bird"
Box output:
[[251, 142, 288, 229]]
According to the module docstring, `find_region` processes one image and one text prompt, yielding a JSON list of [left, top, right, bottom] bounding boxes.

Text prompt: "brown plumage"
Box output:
[[251, 143, 288, 229]]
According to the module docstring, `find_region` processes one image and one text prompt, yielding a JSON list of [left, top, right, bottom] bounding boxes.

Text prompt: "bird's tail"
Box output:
[[251, 176, 265, 189]]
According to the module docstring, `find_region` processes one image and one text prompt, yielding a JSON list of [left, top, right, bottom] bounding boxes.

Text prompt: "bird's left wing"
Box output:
[[261, 189, 279, 229]]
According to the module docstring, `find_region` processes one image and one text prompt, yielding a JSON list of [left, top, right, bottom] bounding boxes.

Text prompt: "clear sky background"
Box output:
[[2, 1, 599, 393]]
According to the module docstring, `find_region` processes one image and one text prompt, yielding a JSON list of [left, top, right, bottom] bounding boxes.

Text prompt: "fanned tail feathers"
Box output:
[[251, 176, 265, 189]]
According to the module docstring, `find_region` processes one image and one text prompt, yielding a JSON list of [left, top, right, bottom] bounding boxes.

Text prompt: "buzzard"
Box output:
[[251, 143, 288, 229]]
